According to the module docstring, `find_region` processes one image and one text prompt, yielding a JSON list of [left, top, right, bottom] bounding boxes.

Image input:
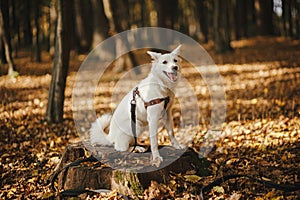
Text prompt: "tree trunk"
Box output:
[[11, 0, 19, 58], [0, 0, 17, 76], [197, 0, 209, 43], [282, 0, 293, 37], [213, 0, 232, 53], [74, 0, 93, 52], [177, 0, 191, 36], [0, 40, 5, 64], [156, 0, 178, 45], [156, 0, 177, 29], [255, 0, 274, 35], [110, 0, 130, 31], [234, 0, 247, 39], [91, 0, 109, 48], [104, 0, 140, 74], [141, 0, 151, 27], [296, 0, 300, 39], [33, 0, 41, 62], [246, 0, 257, 37], [49, 0, 57, 56], [46, 0, 71, 123], [22, 0, 32, 46]]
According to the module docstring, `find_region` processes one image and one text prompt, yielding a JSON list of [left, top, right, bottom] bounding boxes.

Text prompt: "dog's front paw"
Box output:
[[129, 146, 147, 153], [172, 140, 186, 150], [151, 155, 163, 167], [176, 144, 186, 149]]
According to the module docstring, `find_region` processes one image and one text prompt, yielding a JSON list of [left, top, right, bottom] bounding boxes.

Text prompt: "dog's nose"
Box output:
[[172, 66, 179, 72]]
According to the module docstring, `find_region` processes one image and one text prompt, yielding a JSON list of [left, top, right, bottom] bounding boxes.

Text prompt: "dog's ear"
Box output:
[[171, 45, 181, 55], [147, 51, 161, 61]]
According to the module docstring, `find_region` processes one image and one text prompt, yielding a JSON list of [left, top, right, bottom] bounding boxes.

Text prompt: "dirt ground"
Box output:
[[0, 36, 299, 199]]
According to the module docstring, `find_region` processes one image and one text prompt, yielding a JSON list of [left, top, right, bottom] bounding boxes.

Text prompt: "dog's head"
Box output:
[[147, 45, 181, 85]]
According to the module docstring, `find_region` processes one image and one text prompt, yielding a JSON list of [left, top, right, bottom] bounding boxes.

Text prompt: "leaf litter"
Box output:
[[0, 37, 300, 199]]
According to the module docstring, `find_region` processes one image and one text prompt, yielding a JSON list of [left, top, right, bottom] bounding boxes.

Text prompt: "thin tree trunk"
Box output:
[[246, 0, 257, 37], [0, 39, 5, 64], [156, 0, 178, 45], [141, 0, 150, 27], [296, 0, 300, 39], [234, 0, 247, 39], [46, 0, 71, 123], [23, 0, 32, 46], [156, 0, 176, 29], [213, 0, 232, 53], [91, 0, 109, 48], [255, 0, 274, 35], [33, 0, 41, 62], [74, 0, 93, 52], [0, 0, 17, 76], [197, 0, 209, 43], [282, 0, 293, 37], [49, 0, 57, 56], [104, 0, 140, 74], [11, 0, 19, 58]]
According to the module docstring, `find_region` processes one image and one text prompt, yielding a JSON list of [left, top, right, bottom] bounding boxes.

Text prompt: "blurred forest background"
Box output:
[[1, 0, 300, 199], [0, 0, 299, 65]]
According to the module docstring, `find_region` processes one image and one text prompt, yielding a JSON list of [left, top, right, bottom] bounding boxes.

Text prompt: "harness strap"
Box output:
[[132, 87, 170, 109], [130, 87, 170, 152], [144, 96, 170, 109], [130, 94, 137, 152]]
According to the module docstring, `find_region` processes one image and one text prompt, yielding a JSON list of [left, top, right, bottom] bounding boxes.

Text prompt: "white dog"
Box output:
[[90, 45, 184, 166]]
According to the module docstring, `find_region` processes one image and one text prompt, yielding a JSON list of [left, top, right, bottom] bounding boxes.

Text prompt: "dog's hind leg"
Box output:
[[108, 122, 133, 151], [112, 131, 133, 151]]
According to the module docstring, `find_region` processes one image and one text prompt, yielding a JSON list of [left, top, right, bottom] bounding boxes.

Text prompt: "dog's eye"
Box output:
[[174, 59, 178, 63], [162, 60, 168, 64]]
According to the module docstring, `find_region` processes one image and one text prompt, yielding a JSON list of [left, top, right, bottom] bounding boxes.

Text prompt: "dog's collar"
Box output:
[[131, 87, 170, 109]]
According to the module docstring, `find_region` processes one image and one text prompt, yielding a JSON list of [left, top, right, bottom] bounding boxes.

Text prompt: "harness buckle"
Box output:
[[131, 87, 139, 104], [131, 99, 136, 105]]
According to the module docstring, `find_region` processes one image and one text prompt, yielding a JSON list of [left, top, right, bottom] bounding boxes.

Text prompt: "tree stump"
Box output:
[[54, 141, 211, 199]]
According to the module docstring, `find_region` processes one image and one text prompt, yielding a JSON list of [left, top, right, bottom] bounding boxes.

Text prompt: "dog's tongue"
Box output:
[[169, 72, 177, 81]]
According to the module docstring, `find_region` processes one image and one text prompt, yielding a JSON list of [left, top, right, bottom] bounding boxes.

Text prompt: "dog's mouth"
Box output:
[[163, 71, 178, 82]]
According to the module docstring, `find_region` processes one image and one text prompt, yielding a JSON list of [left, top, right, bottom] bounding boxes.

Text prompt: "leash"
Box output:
[[50, 156, 98, 192], [199, 174, 300, 199], [130, 87, 169, 152], [50, 155, 128, 199], [51, 157, 300, 197], [200, 174, 300, 193], [130, 88, 138, 152], [50, 156, 300, 198]]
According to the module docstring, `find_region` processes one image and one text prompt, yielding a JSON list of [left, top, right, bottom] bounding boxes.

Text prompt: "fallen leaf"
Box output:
[[212, 186, 225, 194], [184, 174, 202, 183]]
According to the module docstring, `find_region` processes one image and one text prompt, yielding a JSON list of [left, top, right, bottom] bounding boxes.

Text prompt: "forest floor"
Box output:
[[0, 36, 300, 199]]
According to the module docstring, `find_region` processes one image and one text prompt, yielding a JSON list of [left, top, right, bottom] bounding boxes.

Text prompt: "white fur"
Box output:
[[90, 114, 112, 146], [90, 45, 184, 166]]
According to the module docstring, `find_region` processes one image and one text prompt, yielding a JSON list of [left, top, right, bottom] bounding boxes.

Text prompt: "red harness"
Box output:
[[130, 87, 170, 151], [132, 87, 170, 109]]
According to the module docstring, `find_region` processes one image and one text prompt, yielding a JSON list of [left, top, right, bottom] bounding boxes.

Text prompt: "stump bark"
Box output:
[[54, 142, 211, 199]]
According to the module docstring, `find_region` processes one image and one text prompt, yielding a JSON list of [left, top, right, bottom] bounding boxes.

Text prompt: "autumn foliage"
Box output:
[[0, 37, 299, 199]]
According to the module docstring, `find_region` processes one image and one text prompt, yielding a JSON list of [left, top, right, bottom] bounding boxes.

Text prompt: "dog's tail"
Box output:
[[90, 114, 112, 146]]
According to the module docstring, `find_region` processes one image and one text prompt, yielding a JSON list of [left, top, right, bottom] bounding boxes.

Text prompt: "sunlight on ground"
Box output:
[[0, 37, 299, 199]]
